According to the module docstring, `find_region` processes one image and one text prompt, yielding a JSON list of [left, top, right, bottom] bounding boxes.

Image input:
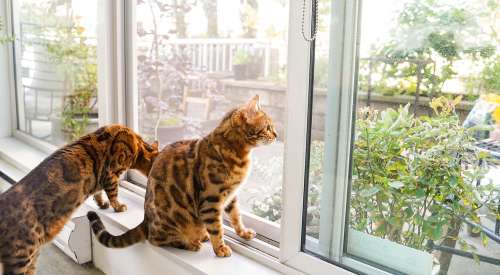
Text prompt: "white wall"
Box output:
[[0, 1, 12, 138]]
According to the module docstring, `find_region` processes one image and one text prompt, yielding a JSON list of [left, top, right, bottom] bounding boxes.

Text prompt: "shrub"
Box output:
[[351, 98, 497, 252], [252, 97, 499, 257]]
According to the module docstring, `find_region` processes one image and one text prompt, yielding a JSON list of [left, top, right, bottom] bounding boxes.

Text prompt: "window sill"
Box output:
[[0, 136, 304, 275]]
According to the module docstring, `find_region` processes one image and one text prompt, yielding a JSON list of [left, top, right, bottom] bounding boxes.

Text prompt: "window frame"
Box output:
[[3, 0, 411, 274], [280, 0, 368, 274]]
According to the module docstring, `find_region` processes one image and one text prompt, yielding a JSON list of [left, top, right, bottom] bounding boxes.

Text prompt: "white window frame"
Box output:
[[280, 0, 369, 274]]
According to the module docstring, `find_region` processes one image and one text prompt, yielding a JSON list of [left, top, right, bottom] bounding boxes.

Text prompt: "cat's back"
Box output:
[[150, 139, 199, 176]]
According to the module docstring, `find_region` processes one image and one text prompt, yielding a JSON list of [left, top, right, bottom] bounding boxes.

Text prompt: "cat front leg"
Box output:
[[103, 174, 127, 212], [200, 200, 231, 257], [93, 191, 109, 209], [225, 197, 256, 240]]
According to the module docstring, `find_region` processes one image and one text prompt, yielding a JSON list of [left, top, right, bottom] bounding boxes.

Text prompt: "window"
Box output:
[[12, 0, 100, 146], [295, 0, 500, 274], [129, 0, 290, 241], [4, 0, 499, 274]]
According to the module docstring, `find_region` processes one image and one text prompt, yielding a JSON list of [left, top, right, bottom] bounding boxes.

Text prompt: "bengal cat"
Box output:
[[87, 95, 277, 257], [0, 125, 158, 275]]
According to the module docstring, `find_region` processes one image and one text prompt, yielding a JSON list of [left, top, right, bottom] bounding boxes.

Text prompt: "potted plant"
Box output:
[[45, 21, 99, 144], [233, 49, 251, 80]]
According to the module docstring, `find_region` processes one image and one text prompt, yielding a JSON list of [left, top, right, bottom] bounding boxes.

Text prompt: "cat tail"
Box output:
[[87, 211, 146, 248]]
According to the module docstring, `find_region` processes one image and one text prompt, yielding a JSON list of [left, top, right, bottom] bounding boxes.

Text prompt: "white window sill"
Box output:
[[0, 136, 304, 275]]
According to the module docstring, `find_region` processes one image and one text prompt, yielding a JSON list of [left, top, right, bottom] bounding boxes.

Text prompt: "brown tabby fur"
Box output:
[[88, 96, 277, 257], [0, 125, 158, 274]]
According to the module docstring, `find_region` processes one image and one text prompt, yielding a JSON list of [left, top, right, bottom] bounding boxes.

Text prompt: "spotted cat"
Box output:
[[0, 125, 158, 274], [88, 96, 277, 257]]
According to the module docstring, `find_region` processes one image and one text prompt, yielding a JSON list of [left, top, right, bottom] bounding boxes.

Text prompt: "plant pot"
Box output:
[[233, 64, 248, 80], [157, 124, 186, 146], [247, 62, 261, 79]]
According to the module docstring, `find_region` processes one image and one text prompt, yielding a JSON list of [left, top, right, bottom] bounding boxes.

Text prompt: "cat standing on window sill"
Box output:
[[88, 95, 277, 257]]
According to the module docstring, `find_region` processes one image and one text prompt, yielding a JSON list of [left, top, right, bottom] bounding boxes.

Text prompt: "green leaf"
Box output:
[[404, 207, 414, 218], [416, 188, 426, 198], [481, 232, 489, 247], [389, 181, 405, 189], [431, 225, 443, 241], [360, 186, 382, 197]]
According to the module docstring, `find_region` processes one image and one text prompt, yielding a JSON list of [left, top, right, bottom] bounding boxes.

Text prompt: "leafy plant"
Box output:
[[253, 97, 499, 265], [251, 140, 324, 236], [0, 17, 13, 45], [351, 97, 498, 255], [359, 0, 498, 99], [481, 56, 500, 94], [45, 22, 97, 141], [233, 49, 251, 65]]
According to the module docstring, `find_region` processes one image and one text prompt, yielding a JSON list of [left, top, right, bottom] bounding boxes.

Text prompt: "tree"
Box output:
[[240, 0, 258, 38], [173, 0, 188, 38], [376, 0, 497, 96], [201, 0, 218, 37]]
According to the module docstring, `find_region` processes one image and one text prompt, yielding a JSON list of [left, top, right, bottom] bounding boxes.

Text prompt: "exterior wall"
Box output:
[[219, 80, 473, 140]]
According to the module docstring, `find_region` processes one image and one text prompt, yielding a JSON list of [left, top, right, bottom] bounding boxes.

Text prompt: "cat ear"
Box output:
[[142, 140, 159, 160], [151, 141, 159, 151], [243, 95, 261, 118]]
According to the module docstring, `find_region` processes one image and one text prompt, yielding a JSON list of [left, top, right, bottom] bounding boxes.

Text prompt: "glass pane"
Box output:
[[304, 0, 500, 274], [14, 0, 100, 146], [134, 0, 289, 227]]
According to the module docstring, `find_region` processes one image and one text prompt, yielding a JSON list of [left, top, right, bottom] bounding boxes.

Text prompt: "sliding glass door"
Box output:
[[295, 0, 500, 274]]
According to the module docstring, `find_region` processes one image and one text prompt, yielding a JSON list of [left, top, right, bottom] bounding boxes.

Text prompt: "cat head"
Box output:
[[223, 95, 278, 147], [132, 136, 159, 176]]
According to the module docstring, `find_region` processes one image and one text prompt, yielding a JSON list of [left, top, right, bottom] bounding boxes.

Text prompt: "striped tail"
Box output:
[[87, 211, 146, 248]]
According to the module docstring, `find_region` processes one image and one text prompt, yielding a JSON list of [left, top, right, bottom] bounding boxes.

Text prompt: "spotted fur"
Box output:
[[0, 125, 158, 274], [88, 95, 277, 257]]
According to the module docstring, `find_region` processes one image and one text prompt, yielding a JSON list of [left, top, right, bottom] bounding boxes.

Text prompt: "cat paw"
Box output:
[[214, 244, 232, 257], [97, 201, 109, 209], [187, 241, 203, 251], [202, 232, 210, 242], [237, 228, 256, 240], [112, 203, 127, 212]]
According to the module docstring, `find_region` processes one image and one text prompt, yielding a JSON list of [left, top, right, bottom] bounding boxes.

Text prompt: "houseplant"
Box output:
[[45, 21, 98, 142], [233, 49, 251, 80]]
